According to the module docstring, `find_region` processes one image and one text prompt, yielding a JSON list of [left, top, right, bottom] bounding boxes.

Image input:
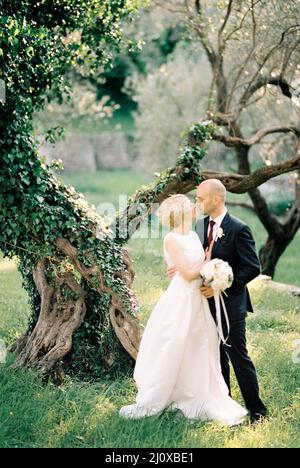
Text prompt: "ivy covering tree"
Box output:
[[0, 0, 149, 378], [0, 0, 214, 378]]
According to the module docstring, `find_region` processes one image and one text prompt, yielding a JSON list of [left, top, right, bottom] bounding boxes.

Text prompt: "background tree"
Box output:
[[189, 0, 300, 277], [124, 40, 213, 168], [65, 3, 186, 131], [129, 0, 300, 277]]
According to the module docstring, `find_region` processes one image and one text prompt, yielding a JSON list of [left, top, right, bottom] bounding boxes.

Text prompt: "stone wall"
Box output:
[[38, 132, 136, 173]]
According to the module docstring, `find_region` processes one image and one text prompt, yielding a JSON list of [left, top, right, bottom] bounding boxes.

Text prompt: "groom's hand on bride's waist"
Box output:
[[166, 266, 177, 279], [200, 286, 214, 299]]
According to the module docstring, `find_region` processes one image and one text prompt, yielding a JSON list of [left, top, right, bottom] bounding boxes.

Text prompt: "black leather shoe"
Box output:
[[250, 412, 267, 424]]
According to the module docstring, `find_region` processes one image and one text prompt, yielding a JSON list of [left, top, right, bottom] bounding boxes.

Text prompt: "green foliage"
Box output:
[[177, 121, 214, 172], [67, 285, 135, 380], [0, 1, 145, 377]]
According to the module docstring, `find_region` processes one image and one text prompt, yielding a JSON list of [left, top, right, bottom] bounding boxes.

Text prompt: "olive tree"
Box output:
[[0, 0, 146, 378], [129, 0, 300, 277]]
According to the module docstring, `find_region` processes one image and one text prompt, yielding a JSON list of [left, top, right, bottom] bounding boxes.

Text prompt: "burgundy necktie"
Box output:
[[208, 220, 215, 246]]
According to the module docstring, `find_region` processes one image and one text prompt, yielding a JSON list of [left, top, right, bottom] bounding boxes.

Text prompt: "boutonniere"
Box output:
[[216, 227, 225, 240]]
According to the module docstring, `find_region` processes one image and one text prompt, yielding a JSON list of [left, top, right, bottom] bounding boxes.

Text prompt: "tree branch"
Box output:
[[224, 0, 263, 43], [185, 0, 230, 113], [226, 0, 258, 112], [115, 148, 300, 241], [202, 151, 300, 192], [239, 75, 293, 109], [218, 0, 234, 40], [213, 125, 300, 148], [226, 201, 255, 212], [185, 0, 216, 67], [195, 0, 201, 15], [239, 25, 300, 108], [280, 40, 300, 76], [248, 187, 284, 236]]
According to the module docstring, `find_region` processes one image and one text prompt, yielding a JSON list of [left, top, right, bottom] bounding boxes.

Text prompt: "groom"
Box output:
[[167, 179, 267, 423]]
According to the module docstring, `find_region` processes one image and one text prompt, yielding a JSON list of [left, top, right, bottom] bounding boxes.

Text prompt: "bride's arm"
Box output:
[[164, 236, 205, 282]]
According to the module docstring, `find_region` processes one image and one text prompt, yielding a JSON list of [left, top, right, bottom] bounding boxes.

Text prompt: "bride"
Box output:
[[119, 194, 247, 425]]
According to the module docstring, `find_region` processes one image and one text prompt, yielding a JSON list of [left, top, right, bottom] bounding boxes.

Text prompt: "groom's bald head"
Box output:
[[198, 179, 226, 200], [196, 179, 227, 217]]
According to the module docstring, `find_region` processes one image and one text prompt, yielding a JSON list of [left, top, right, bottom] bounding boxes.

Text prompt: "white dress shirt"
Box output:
[[207, 208, 228, 243]]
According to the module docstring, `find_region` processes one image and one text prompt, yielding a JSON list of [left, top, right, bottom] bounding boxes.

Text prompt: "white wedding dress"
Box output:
[[119, 230, 248, 425]]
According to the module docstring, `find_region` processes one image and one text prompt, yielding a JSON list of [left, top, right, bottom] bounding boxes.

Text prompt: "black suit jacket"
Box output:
[[195, 212, 261, 321]]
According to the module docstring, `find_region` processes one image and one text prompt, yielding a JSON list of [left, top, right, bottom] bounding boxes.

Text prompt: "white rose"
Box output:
[[216, 227, 224, 239], [200, 258, 233, 291]]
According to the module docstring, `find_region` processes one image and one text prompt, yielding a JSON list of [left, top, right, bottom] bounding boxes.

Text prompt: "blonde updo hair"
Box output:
[[157, 194, 192, 229]]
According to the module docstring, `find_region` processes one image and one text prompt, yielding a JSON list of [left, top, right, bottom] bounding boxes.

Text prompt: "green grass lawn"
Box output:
[[0, 170, 299, 448]]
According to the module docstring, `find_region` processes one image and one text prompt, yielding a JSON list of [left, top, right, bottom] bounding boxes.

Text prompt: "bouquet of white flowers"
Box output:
[[200, 259, 233, 292], [200, 259, 234, 345]]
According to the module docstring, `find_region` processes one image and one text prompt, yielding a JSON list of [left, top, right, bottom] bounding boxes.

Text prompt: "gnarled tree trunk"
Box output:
[[11, 259, 86, 373], [8, 237, 142, 377], [259, 174, 300, 277]]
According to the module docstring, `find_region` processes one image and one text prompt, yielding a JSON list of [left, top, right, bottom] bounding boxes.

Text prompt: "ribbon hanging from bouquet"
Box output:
[[213, 291, 231, 346]]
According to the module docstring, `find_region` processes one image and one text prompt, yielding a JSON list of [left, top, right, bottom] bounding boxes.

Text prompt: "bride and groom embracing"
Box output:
[[119, 179, 267, 426]]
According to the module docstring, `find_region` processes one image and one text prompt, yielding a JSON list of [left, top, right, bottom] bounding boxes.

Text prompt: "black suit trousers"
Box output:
[[220, 319, 267, 415], [208, 299, 267, 415]]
